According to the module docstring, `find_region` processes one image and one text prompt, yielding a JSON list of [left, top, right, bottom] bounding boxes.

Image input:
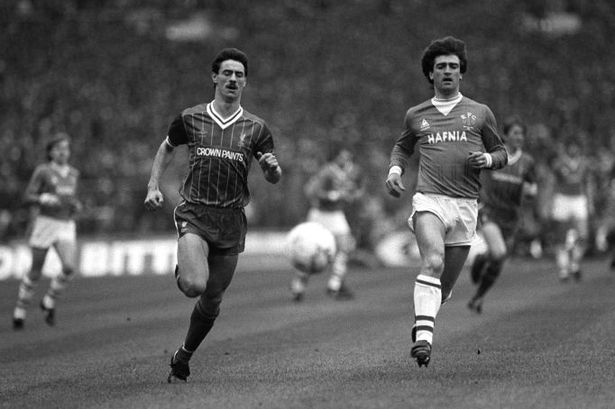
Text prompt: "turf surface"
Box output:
[[1, 256, 614, 409]]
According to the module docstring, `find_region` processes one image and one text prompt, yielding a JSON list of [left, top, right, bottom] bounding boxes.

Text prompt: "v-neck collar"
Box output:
[[207, 102, 244, 130], [431, 93, 463, 116]]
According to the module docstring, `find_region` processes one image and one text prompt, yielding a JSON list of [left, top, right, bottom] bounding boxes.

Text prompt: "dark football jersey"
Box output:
[[304, 162, 362, 211], [552, 155, 587, 196], [25, 163, 79, 220], [166, 102, 275, 208], [389, 95, 507, 199], [480, 149, 535, 213]]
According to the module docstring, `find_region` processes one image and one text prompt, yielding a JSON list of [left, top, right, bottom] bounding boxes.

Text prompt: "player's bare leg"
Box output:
[[468, 222, 506, 313], [13, 247, 47, 330], [410, 212, 446, 367], [40, 240, 78, 326], [569, 218, 588, 282]]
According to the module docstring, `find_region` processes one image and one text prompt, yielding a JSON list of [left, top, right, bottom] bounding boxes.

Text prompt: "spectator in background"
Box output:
[[290, 148, 364, 301]]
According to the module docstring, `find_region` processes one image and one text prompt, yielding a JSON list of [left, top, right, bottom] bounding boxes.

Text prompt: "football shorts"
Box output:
[[306, 208, 351, 237], [173, 201, 247, 256], [551, 193, 588, 222], [409, 192, 478, 246], [28, 215, 76, 249]]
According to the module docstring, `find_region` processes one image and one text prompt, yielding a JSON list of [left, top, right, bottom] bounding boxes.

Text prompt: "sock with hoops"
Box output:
[[413, 274, 442, 345]]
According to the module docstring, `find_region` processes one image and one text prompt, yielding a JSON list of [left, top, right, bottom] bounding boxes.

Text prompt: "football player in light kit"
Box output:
[[385, 36, 507, 367], [550, 139, 590, 282], [12, 133, 82, 329], [468, 117, 537, 314], [144, 48, 281, 383], [290, 148, 364, 301]]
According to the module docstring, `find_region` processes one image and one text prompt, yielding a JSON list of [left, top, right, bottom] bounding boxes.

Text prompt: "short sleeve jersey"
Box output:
[[26, 163, 80, 220], [166, 102, 275, 208], [480, 150, 535, 213], [389, 95, 507, 199], [552, 155, 587, 196]]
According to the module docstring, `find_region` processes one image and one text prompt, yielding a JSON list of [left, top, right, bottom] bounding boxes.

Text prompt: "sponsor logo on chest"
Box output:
[[196, 146, 245, 163], [426, 131, 468, 144]]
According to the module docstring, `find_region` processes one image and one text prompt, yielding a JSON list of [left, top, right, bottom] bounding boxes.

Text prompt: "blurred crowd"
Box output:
[[2, 0, 615, 256]]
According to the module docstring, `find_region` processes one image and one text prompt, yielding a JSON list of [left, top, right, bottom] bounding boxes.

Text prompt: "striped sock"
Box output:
[[413, 274, 442, 345]]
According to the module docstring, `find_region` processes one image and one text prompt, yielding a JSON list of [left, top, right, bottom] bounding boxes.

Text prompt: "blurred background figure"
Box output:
[[12, 133, 82, 329], [290, 148, 364, 301], [468, 117, 537, 314], [550, 139, 591, 282]]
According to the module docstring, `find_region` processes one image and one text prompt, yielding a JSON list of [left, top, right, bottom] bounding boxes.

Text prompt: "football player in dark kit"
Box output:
[[385, 37, 507, 367], [468, 117, 537, 314], [145, 48, 281, 382]]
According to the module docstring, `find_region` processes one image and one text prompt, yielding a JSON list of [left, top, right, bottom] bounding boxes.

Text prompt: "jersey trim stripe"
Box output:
[[207, 102, 244, 130]]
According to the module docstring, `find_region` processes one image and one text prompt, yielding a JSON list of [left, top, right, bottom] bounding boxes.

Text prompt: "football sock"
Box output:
[[470, 253, 488, 284], [291, 273, 309, 294], [555, 247, 570, 278], [474, 259, 503, 300], [570, 244, 583, 272], [413, 274, 442, 345], [182, 300, 217, 357], [15, 275, 37, 313], [44, 272, 73, 309], [327, 251, 348, 291]]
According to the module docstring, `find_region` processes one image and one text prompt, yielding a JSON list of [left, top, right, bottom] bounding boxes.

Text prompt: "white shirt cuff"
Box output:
[[484, 153, 493, 168], [388, 166, 403, 176]]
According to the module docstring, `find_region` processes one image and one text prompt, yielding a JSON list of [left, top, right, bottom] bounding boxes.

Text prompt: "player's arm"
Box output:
[[24, 166, 59, 206], [254, 122, 281, 184], [471, 106, 508, 170], [522, 156, 538, 197], [386, 110, 417, 197], [145, 115, 186, 211], [69, 170, 84, 215]]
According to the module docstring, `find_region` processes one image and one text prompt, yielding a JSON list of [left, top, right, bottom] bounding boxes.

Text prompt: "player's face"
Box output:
[[430, 54, 462, 97], [213, 60, 247, 102], [506, 124, 525, 151], [50, 140, 70, 165]]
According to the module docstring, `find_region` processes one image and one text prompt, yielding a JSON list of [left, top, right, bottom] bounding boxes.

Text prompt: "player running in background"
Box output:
[[468, 117, 536, 314], [12, 133, 82, 329], [385, 36, 507, 367], [550, 139, 590, 282], [144, 48, 281, 383], [290, 148, 364, 301]]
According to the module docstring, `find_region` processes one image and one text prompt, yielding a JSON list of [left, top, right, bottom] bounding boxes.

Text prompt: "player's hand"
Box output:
[[327, 191, 342, 202], [70, 199, 83, 214], [256, 152, 279, 171], [144, 188, 164, 211], [385, 173, 405, 198], [467, 151, 489, 169], [39, 193, 60, 206]]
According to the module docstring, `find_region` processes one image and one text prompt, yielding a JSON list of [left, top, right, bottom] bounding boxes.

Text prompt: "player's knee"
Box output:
[[181, 277, 207, 298], [423, 253, 445, 274], [489, 248, 507, 262]]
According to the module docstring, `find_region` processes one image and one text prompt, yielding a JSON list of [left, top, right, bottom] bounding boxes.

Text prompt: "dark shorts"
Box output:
[[174, 202, 247, 256], [478, 206, 519, 242]]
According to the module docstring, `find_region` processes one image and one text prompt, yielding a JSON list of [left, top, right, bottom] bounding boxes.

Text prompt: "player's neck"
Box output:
[[433, 89, 460, 101], [212, 98, 241, 119]]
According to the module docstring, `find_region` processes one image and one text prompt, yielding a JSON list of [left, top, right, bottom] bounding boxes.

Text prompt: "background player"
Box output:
[[550, 139, 591, 282], [468, 117, 536, 314], [385, 36, 507, 367], [144, 48, 281, 383], [12, 133, 81, 329], [290, 148, 364, 301]]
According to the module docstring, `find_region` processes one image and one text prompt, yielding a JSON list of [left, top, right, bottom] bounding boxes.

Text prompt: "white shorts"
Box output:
[[306, 208, 351, 237], [409, 192, 478, 246], [551, 193, 588, 222], [28, 215, 77, 249]]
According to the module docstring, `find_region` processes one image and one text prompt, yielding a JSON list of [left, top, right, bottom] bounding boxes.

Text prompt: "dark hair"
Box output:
[[46, 133, 70, 161], [502, 116, 526, 136], [421, 36, 467, 84], [211, 48, 249, 76]]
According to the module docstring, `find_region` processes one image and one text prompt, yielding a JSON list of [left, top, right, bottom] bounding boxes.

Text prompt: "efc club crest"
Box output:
[[461, 112, 477, 130]]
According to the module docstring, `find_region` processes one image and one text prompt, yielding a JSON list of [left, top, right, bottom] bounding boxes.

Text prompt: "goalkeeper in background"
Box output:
[[290, 148, 364, 301]]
